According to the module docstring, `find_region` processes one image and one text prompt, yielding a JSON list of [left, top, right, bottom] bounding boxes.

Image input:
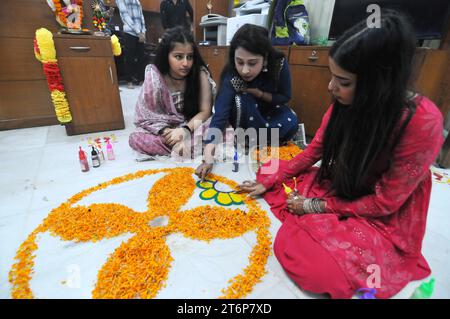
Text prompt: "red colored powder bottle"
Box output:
[[79, 146, 89, 172]]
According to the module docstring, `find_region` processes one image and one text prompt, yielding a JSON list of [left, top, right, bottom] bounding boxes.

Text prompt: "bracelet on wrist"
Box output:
[[182, 125, 192, 133], [303, 198, 324, 214]]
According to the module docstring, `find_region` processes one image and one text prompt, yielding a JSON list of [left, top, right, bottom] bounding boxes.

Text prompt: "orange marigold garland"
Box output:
[[9, 168, 271, 299], [34, 28, 72, 123], [73, 0, 84, 30], [52, 0, 67, 26]]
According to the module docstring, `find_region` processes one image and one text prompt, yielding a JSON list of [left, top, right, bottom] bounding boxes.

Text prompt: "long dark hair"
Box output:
[[153, 26, 209, 120], [317, 10, 417, 199], [221, 23, 285, 88]]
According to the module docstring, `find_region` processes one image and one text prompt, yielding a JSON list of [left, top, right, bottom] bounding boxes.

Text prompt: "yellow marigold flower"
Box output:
[[35, 28, 57, 62], [50, 90, 72, 123], [111, 35, 122, 56]]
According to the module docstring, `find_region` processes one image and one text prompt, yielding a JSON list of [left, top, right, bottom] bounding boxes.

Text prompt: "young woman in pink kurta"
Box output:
[[237, 10, 444, 298], [129, 26, 216, 158]]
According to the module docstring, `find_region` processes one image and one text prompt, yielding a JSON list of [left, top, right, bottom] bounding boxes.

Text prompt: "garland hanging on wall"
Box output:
[[110, 35, 122, 56], [34, 28, 72, 124]]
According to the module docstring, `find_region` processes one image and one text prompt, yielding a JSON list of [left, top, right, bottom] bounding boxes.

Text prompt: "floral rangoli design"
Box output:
[[197, 179, 244, 206], [8, 167, 271, 299]]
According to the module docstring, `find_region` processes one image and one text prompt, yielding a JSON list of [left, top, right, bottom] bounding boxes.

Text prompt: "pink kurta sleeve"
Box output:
[[256, 105, 334, 190], [325, 98, 444, 218]]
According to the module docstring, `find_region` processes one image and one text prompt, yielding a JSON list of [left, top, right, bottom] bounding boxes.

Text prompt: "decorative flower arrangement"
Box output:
[[48, 0, 84, 30], [197, 179, 244, 206], [9, 167, 271, 299], [34, 28, 72, 124], [252, 141, 303, 163], [92, 14, 106, 31], [92, 1, 107, 32]]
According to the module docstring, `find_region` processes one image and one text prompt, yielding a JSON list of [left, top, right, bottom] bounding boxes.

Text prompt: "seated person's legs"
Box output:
[[274, 218, 354, 298], [129, 131, 171, 156]]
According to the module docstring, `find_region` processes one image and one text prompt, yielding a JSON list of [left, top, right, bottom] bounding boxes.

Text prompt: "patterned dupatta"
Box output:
[[133, 64, 185, 135]]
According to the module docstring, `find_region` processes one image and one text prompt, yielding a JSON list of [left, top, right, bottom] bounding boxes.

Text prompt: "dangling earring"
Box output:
[[262, 62, 268, 73]]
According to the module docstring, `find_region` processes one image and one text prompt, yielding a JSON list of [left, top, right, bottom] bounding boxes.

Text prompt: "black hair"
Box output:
[[317, 9, 417, 199], [153, 26, 209, 120], [221, 23, 285, 88]]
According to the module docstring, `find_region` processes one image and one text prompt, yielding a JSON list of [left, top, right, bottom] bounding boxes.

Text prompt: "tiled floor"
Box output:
[[1, 85, 449, 299]]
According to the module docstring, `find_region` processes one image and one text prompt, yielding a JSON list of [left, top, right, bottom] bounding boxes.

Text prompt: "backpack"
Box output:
[[271, 0, 310, 46]]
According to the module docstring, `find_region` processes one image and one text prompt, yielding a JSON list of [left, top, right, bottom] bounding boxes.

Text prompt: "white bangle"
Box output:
[[303, 198, 323, 214]]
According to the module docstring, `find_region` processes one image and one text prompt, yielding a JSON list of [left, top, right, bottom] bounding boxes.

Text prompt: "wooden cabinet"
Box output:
[[198, 46, 229, 87], [412, 48, 450, 118], [289, 46, 331, 137], [0, 0, 104, 130], [412, 48, 450, 168], [54, 34, 124, 135]]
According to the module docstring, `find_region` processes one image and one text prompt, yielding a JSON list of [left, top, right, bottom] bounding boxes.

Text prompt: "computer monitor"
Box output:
[[328, 0, 450, 41]]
